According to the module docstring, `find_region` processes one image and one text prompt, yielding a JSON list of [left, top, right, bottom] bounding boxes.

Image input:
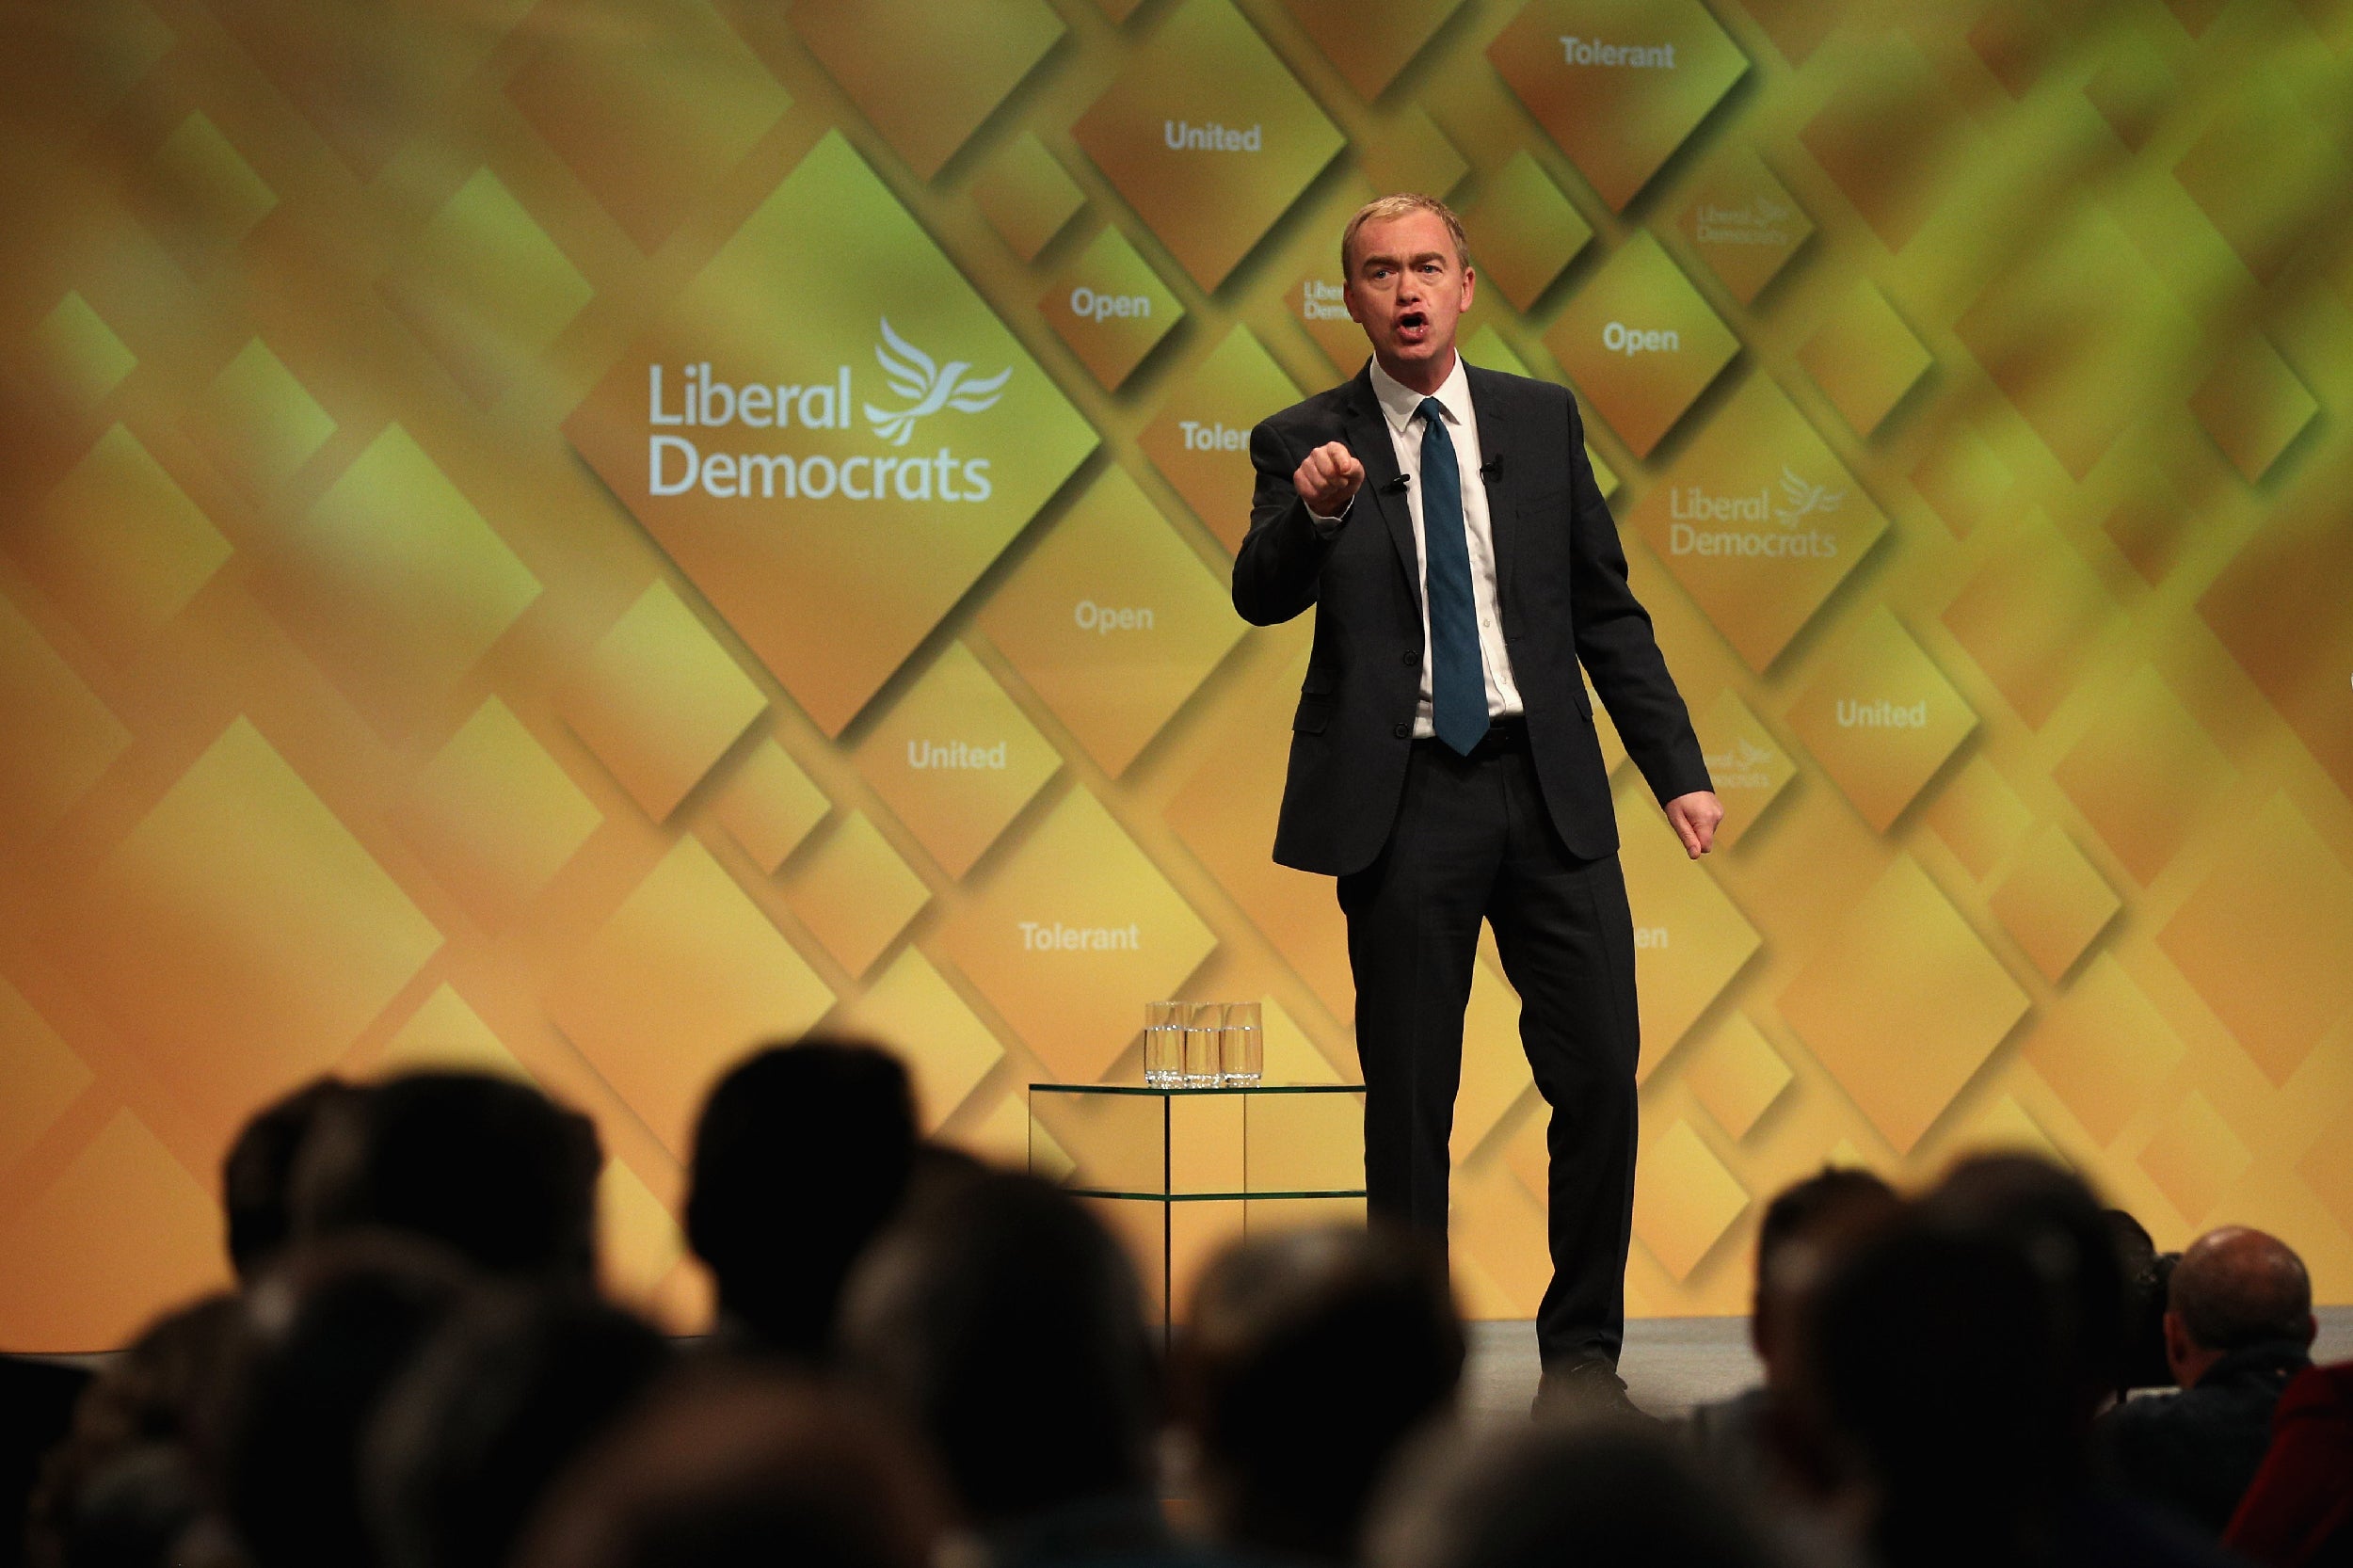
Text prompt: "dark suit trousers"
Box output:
[[1337, 726, 1640, 1368]]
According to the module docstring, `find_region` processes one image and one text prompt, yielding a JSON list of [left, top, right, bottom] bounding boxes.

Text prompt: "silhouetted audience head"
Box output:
[[296, 1072, 601, 1283], [2108, 1208, 2156, 1288], [1917, 1154, 2125, 1414], [364, 1290, 673, 1568], [2166, 1226, 2314, 1385], [223, 1078, 363, 1279], [1802, 1216, 2073, 1565], [1373, 1419, 1784, 1568], [1680, 1169, 1900, 1507], [40, 1443, 207, 1568], [216, 1237, 472, 1568], [2107, 1208, 2178, 1394], [1795, 1156, 2140, 1567], [74, 1058, 2353, 1568], [1174, 1224, 1463, 1563], [838, 1171, 1157, 1529], [1749, 1168, 1898, 1385], [685, 1039, 917, 1359], [513, 1373, 947, 1568], [27, 1295, 242, 1568], [904, 1141, 989, 1209]]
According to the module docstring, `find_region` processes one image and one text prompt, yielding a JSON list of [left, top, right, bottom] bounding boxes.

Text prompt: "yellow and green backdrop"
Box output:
[[3, 0, 2351, 1348]]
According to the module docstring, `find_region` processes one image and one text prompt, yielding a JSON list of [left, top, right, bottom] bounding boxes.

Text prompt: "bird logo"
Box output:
[[1773, 465, 1844, 525], [862, 318, 1010, 446]]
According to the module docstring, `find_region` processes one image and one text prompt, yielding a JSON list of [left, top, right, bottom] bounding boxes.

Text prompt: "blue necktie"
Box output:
[[1418, 397, 1489, 756]]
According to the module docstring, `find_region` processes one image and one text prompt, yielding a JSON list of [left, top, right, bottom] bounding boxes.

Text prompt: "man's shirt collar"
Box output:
[[1369, 351, 1471, 439]]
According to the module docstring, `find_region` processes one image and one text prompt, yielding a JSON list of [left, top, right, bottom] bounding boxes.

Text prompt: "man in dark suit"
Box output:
[[1233, 194, 1721, 1411], [2100, 1225, 2319, 1536]]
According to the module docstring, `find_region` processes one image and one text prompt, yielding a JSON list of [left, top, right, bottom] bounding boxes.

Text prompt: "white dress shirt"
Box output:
[[1314, 353, 1524, 738]]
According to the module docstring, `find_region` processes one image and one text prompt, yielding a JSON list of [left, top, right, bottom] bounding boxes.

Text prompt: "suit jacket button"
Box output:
[[1401, 650, 1418, 666], [1392, 722, 1410, 739]]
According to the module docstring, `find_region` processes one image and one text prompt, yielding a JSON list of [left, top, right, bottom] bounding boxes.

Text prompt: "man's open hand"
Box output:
[[1665, 792, 1723, 859], [1294, 441, 1365, 518]]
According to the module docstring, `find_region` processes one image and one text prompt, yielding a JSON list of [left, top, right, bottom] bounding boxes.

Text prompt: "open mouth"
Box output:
[[1396, 309, 1430, 339]]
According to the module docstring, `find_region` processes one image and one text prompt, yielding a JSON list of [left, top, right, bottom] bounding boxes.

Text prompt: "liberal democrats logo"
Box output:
[[1692, 194, 1800, 248], [643, 318, 1012, 503], [1772, 467, 1843, 526], [1702, 736, 1780, 791], [864, 318, 1010, 446], [1664, 464, 1847, 559]]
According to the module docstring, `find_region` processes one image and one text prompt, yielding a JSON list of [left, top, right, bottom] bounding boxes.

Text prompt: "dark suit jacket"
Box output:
[[2100, 1339, 2314, 1537], [1233, 362, 1709, 876]]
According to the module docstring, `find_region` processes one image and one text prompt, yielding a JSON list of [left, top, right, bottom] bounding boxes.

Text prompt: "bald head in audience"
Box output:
[[2166, 1227, 2314, 1388], [2097, 1223, 2320, 1537]]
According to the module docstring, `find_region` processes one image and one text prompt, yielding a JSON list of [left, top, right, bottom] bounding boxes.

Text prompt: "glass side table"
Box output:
[[1029, 1082, 1367, 1329]]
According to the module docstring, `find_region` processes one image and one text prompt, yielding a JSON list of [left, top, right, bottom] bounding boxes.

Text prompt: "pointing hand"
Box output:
[[1294, 441, 1366, 518]]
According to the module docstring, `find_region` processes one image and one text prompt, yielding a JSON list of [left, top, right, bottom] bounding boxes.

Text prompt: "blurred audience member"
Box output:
[[1679, 1167, 1897, 1496], [53, 1058, 2353, 1568], [295, 1072, 600, 1284], [2, 1357, 90, 1568], [2225, 1362, 2353, 1568], [2109, 1208, 2157, 1286], [513, 1372, 947, 1568], [1802, 1215, 2078, 1565], [1799, 1159, 2234, 1568], [685, 1039, 917, 1360], [216, 1237, 472, 1568], [224, 1077, 362, 1280], [26, 1295, 239, 1568], [904, 1140, 990, 1209], [2100, 1226, 2317, 1535], [1920, 1155, 2129, 1417], [2109, 1209, 2181, 1399], [1371, 1418, 1784, 1568], [1174, 1224, 1462, 1563], [39, 1443, 211, 1568], [364, 1289, 672, 1568], [839, 1172, 1168, 1567]]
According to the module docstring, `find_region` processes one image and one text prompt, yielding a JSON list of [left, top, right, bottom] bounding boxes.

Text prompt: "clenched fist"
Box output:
[[1664, 791, 1724, 859], [1293, 441, 1366, 519]]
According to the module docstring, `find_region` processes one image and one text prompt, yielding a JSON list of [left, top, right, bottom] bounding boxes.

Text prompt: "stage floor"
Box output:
[[26, 1310, 2352, 1417], [1463, 1308, 2353, 1423]]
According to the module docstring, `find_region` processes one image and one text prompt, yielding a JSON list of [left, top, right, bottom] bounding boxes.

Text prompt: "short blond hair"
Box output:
[[1340, 193, 1470, 278]]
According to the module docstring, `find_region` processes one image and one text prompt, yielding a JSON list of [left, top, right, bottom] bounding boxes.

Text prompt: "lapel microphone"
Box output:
[[1481, 453, 1503, 481], [1381, 472, 1412, 494]]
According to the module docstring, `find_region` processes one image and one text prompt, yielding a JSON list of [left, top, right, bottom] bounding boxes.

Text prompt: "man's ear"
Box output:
[[1459, 264, 1476, 312], [2162, 1309, 2193, 1368]]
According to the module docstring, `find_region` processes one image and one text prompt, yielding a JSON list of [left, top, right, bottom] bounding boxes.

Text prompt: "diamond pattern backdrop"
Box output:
[[3, 0, 2351, 1348]]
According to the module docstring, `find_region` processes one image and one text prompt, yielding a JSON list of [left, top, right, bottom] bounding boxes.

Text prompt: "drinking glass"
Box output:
[[1219, 1000, 1263, 1086], [1144, 1000, 1181, 1088], [1183, 1001, 1224, 1089]]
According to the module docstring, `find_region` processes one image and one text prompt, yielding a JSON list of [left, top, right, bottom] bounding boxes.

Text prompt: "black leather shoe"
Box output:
[[1531, 1356, 1647, 1423]]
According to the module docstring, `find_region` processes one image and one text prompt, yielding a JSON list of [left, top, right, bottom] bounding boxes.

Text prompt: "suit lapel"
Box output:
[[1466, 366, 1519, 618], [1341, 368, 1417, 589]]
